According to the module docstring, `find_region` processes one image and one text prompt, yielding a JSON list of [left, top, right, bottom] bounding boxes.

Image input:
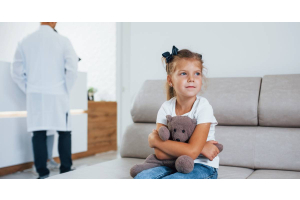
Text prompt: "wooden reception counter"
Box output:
[[66, 101, 117, 160]]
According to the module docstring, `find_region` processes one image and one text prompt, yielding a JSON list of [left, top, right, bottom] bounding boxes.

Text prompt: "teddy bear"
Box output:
[[130, 115, 223, 178]]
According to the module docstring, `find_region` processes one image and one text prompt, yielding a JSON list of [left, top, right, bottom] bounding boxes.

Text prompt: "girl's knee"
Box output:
[[134, 166, 175, 179]]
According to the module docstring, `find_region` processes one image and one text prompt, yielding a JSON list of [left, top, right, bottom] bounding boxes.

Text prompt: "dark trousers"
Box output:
[[32, 130, 73, 177]]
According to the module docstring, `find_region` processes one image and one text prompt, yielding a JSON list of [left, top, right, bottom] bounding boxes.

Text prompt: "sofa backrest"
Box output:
[[130, 80, 166, 123], [200, 77, 261, 126], [130, 77, 262, 126], [258, 74, 300, 128]]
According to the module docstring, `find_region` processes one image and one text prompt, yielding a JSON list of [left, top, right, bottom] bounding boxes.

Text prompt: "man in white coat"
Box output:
[[11, 22, 78, 179]]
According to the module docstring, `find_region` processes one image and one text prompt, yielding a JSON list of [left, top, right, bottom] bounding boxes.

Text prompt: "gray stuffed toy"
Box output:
[[130, 115, 223, 178]]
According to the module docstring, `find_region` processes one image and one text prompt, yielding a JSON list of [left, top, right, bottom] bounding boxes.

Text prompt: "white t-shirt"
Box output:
[[156, 95, 219, 169]]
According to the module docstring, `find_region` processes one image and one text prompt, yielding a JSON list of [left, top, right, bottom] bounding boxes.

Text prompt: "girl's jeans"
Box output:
[[134, 163, 218, 179]]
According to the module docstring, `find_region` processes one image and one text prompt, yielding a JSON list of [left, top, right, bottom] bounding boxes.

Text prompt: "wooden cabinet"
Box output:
[[71, 101, 117, 159]]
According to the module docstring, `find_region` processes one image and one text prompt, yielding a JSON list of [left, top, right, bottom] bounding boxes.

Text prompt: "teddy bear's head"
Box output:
[[166, 115, 197, 143]]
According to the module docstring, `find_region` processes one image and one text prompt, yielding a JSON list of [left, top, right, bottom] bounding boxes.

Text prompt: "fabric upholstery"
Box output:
[[216, 126, 300, 171], [215, 126, 256, 169], [48, 157, 255, 179], [199, 77, 261, 126], [247, 169, 300, 179], [120, 123, 155, 159], [254, 127, 300, 171], [131, 80, 166, 123], [217, 166, 254, 179], [258, 74, 300, 127], [131, 78, 262, 126], [48, 158, 143, 179]]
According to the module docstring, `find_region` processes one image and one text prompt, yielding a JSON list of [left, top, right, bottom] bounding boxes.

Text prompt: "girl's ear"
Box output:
[[167, 75, 172, 86], [166, 115, 172, 123]]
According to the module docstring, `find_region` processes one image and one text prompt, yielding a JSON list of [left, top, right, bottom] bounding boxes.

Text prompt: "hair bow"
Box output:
[[162, 46, 179, 63]]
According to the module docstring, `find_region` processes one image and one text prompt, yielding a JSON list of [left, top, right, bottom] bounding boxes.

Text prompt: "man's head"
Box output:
[[40, 22, 57, 29]]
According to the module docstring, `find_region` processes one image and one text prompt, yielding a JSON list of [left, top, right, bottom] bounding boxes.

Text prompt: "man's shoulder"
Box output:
[[21, 28, 69, 43], [19, 30, 37, 44]]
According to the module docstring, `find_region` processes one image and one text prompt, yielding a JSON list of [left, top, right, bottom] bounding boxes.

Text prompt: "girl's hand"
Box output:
[[201, 140, 220, 161], [148, 129, 161, 148]]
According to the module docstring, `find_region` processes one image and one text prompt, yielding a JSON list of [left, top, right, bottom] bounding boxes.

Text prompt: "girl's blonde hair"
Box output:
[[162, 49, 208, 100]]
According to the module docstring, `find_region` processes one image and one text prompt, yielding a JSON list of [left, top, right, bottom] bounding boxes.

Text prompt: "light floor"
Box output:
[[0, 150, 120, 179]]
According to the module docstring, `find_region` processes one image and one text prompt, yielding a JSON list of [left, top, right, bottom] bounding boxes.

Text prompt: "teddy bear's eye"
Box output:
[[174, 129, 176, 132], [182, 130, 185, 133]]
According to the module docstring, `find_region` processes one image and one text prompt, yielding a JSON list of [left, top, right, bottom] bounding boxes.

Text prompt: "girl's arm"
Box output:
[[150, 123, 212, 160]]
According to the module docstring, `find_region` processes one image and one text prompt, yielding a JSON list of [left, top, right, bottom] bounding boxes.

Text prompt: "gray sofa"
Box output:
[[50, 74, 300, 179]]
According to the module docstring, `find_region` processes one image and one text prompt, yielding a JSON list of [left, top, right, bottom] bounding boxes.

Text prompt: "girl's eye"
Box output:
[[195, 72, 201, 76], [180, 72, 186, 75]]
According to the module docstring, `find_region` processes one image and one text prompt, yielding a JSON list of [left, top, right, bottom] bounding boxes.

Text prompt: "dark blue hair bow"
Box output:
[[162, 46, 179, 63]]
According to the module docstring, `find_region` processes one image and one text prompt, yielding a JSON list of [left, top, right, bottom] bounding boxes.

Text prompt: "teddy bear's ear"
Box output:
[[166, 115, 172, 123], [192, 118, 197, 124]]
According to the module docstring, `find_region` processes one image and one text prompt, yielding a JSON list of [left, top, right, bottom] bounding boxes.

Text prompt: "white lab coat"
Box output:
[[11, 25, 78, 132]]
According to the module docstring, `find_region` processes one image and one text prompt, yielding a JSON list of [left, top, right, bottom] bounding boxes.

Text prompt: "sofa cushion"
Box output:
[[218, 166, 254, 179], [247, 169, 300, 179], [48, 157, 254, 179], [201, 77, 261, 126], [120, 123, 155, 159], [48, 157, 299, 179], [258, 74, 300, 127], [48, 158, 143, 179], [216, 126, 300, 171], [131, 80, 166, 123], [254, 127, 300, 171], [216, 126, 256, 169]]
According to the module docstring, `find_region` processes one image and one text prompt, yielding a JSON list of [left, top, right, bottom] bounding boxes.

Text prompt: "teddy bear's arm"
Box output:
[[158, 126, 171, 141]]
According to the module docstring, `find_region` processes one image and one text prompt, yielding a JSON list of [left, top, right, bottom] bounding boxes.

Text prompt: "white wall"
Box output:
[[0, 22, 116, 101], [118, 22, 300, 139]]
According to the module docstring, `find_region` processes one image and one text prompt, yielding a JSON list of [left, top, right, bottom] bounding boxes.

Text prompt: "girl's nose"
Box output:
[[188, 76, 194, 82]]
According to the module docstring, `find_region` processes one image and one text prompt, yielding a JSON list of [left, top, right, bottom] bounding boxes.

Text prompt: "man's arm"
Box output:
[[64, 38, 78, 93], [11, 43, 26, 93]]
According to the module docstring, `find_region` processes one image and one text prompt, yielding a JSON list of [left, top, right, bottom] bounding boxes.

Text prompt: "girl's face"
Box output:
[[168, 58, 202, 98]]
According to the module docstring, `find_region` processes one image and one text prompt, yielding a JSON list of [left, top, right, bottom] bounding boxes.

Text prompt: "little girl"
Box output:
[[135, 46, 220, 179]]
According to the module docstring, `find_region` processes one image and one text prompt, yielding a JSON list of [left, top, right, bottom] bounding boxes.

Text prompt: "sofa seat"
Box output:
[[49, 158, 143, 179], [49, 158, 256, 179], [247, 169, 300, 179], [217, 166, 254, 179]]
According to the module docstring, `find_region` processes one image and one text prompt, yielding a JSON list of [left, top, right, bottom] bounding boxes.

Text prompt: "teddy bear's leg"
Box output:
[[130, 154, 165, 178], [175, 155, 194, 174], [162, 159, 176, 170], [158, 126, 171, 141]]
